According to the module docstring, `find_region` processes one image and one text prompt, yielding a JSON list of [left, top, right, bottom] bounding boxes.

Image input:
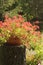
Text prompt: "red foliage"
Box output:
[[0, 15, 41, 45]]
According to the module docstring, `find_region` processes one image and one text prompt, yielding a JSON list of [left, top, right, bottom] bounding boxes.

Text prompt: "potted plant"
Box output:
[[0, 15, 41, 65]]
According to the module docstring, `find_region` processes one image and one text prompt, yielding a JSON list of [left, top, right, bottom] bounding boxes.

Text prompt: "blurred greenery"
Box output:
[[0, 0, 33, 21], [0, 0, 43, 21]]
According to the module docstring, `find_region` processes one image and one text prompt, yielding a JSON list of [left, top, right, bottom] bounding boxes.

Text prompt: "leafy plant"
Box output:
[[0, 15, 41, 46]]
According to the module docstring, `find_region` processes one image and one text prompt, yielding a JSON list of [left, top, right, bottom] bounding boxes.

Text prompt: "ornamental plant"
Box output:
[[0, 15, 41, 47]]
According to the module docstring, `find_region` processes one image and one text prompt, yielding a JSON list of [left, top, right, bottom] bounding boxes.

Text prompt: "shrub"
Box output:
[[0, 15, 41, 46]]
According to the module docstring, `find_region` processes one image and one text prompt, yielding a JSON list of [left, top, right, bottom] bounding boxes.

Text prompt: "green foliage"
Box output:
[[0, 0, 33, 21], [0, 28, 10, 45], [1, 0, 43, 21], [26, 35, 43, 65]]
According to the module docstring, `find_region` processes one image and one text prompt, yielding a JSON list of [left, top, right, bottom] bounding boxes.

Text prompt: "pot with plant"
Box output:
[[0, 15, 28, 65], [0, 15, 41, 65]]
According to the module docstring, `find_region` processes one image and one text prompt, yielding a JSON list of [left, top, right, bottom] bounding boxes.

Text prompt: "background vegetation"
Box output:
[[0, 0, 37, 21], [0, 0, 43, 21]]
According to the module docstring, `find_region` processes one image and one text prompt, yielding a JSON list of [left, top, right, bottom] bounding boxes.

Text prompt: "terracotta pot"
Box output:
[[7, 36, 22, 45]]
